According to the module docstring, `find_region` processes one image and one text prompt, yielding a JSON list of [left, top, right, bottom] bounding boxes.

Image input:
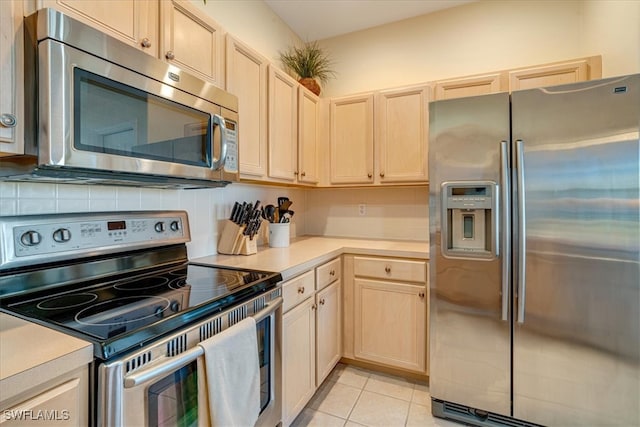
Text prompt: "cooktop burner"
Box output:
[[1, 263, 281, 359]]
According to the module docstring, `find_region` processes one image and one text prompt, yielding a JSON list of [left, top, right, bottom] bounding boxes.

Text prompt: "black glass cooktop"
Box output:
[[0, 263, 281, 359]]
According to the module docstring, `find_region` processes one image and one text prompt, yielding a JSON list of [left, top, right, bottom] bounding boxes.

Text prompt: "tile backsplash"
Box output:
[[0, 182, 428, 258], [0, 181, 305, 259]]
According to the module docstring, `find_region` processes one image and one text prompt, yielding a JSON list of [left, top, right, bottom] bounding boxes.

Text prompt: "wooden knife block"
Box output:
[[217, 219, 257, 255]]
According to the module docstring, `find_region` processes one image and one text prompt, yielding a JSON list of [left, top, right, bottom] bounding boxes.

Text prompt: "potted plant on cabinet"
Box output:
[[279, 41, 336, 96]]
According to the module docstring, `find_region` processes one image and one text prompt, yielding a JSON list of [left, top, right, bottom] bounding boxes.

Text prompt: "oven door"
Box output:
[[99, 297, 282, 427], [38, 38, 238, 182]]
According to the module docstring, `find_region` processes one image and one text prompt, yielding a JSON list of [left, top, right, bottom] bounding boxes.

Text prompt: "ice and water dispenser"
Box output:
[[440, 182, 498, 260]]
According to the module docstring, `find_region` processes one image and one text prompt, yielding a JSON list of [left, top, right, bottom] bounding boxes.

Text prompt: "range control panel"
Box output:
[[0, 211, 190, 270]]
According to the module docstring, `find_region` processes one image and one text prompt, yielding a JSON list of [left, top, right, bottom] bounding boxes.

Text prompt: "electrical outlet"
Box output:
[[358, 204, 366, 216]]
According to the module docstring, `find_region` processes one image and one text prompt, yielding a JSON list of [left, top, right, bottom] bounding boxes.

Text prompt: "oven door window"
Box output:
[[74, 68, 211, 167], [257, 316, 271, 412], [148, 361, 198, 427]]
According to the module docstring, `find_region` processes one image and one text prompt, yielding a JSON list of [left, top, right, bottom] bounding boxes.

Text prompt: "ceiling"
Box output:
[[264, 0, 475, 41]]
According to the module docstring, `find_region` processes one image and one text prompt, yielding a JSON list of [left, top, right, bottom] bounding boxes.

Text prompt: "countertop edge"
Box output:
[[191, 237, 429, 281]]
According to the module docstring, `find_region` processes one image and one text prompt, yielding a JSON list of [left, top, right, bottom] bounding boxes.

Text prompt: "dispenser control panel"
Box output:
[[441, 181, 498, 260]]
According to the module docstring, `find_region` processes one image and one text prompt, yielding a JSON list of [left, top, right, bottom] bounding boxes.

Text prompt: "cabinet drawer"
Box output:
[[353, 256, 426, 283], [315, 257, 341, 291], [282, 270, 315, 312]]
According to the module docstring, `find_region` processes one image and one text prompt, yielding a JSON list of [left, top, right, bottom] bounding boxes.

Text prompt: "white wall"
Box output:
[[318, 0, 640, 97], [305, 186, 428, 241], [190, 0, 302, 64]]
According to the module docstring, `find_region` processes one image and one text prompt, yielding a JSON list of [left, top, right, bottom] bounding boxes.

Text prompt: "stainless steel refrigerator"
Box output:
[[428, 74, 639, 427]]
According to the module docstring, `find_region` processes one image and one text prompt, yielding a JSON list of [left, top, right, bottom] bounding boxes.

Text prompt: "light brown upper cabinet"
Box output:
[[161, 0, 225, 87], [434, 73, 504, 100], [0, 0, 24, 156], [34, 0, 159, 57], [330, 93, 375, 185], [376, 85, 430, 183], [268, 65, 299, 183], [508, 56, 602, 91], [297, 86, 321, 185], [226, 35, 268, 179]]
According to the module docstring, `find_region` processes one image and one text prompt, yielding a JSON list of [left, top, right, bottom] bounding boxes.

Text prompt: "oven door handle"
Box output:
[[124, 297, 282, 389]]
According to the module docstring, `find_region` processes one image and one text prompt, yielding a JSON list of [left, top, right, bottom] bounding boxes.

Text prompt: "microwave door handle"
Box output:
[[210, 114, 228, 171]]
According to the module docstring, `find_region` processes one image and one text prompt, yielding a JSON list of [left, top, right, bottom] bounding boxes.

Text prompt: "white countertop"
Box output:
[[0, 312, 93, 402], [192, 236, 429, 280]]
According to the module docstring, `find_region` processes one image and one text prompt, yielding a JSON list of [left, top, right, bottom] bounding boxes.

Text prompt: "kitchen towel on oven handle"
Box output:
[[198, 317, 260, 427]]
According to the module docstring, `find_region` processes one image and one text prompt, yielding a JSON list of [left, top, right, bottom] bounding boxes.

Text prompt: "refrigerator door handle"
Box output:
[[500, 141, 510, 322], [516, 139, 526, 324]]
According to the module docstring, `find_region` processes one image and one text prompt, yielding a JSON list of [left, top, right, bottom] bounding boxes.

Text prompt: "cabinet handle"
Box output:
[[385, 266, 391, 274], [297, 286, 305, 294], [312, 303, 317, 311], [329, 270, 335, 276], [419, 292, 425, 299], [294, 171, 299, 176], [319, 298, 325, 305], [367, 173, 373, 178], [380, 172, 385, 178], [301, 171, 306, 177], [165, 51, 175, 60], [140, 38, 152, 48], [0, 113, 17, 128]]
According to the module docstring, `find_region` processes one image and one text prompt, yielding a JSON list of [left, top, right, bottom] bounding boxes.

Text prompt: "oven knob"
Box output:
[[170, 221, 180, 232], [20, 230, 42, 246], [154, 222, 166, 233], [170, 301, 181, 312], [52, 228, 72, 243], [155, 306, 165, 318]]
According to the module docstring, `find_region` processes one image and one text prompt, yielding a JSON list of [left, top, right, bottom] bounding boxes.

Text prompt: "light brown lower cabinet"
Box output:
[[354, 278, 426, 373], [343, 255, 429, 375], [0, 366, 88, 426], [282, 296, 316, 426], [281, 258, 342, 426]]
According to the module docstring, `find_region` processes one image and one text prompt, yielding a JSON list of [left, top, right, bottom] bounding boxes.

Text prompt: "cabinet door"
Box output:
[[0, 0, 23, 155], [508, 59, 591, 91], [226, 36, 268, 179], [434, 73, 504, 100], [1, 368, 88, 426], [282, 298, 316, 426], [36, 0, 158, 56], [268, 66, 298, 182], [160, 0, 225, 87], [297, 86, 320, 185], [354, 278, 426, 373], [330, 94, 374, 184], [376, 85, 430, 183], [316, 280, 341, 385]]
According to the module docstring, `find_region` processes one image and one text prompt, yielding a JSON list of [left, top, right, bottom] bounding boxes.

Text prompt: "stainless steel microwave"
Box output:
[[0, 8, 239, 189]]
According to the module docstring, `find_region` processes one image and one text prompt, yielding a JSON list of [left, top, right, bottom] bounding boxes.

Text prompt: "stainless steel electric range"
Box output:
[[0, 211, 283, 427]]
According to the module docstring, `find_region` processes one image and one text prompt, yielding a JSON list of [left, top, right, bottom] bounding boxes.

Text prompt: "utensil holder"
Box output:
[[268, 223, 290, 248], [217, 220, 257, 255]]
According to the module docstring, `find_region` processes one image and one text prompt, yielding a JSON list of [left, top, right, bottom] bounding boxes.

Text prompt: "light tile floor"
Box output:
[[291, 363, 463, 427]]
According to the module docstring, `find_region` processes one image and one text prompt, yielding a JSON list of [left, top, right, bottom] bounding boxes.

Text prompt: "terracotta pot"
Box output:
[[299, 78, 321, 96]]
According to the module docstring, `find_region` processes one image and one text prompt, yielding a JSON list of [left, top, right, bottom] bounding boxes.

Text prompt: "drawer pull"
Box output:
[[419, 292, 425, 298], [329, 270, 335, 276], [298, 286, 305, 294], [319, 298, 326, 305], [385, 266, 391, 274]]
